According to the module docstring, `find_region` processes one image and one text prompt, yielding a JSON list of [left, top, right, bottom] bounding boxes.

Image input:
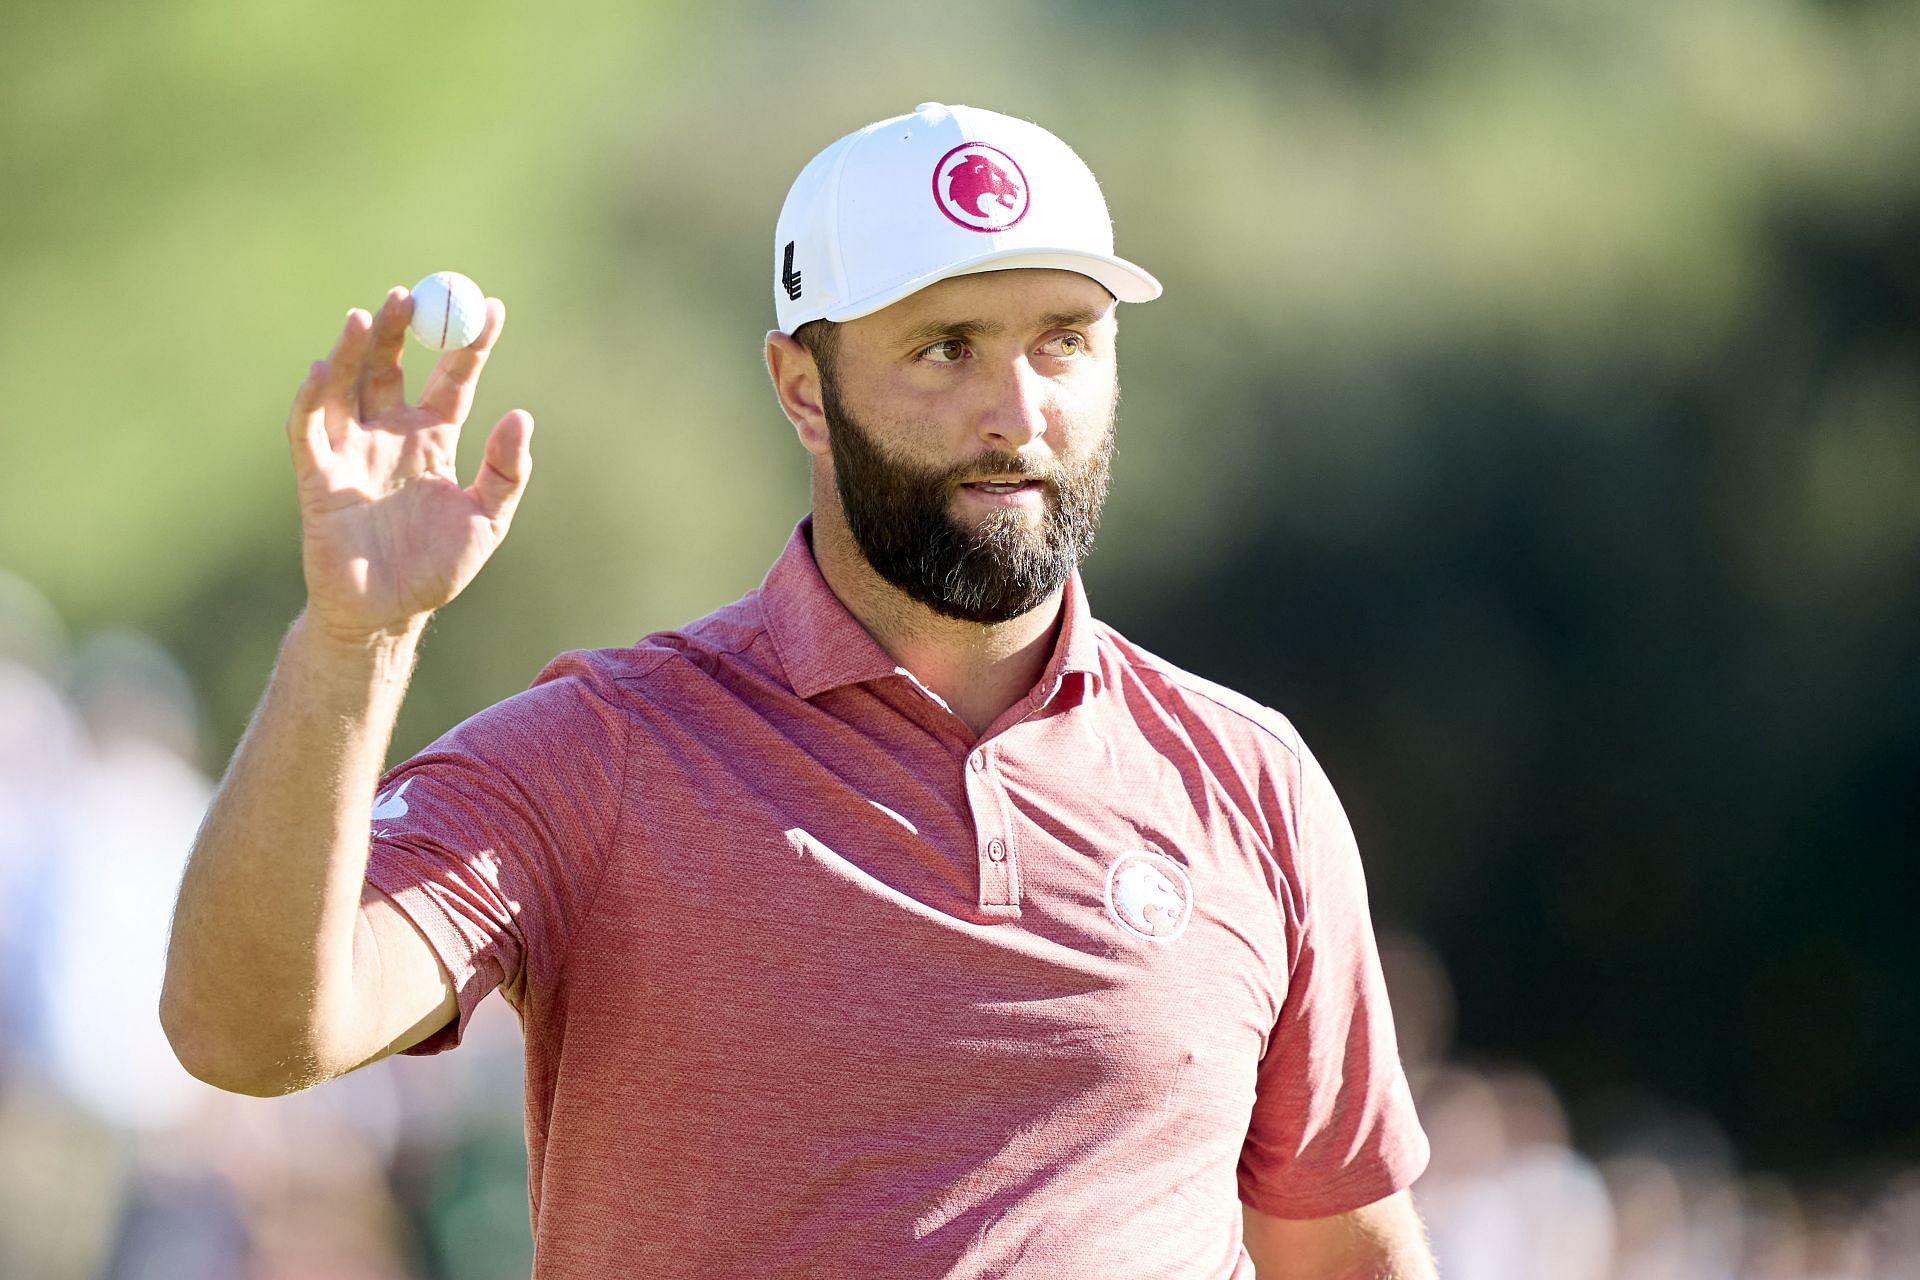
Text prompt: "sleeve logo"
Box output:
[[371, 778, 414, 822]]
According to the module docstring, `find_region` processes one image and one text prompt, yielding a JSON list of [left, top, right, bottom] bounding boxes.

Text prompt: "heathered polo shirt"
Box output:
[[365, 517, 1428, 1279]]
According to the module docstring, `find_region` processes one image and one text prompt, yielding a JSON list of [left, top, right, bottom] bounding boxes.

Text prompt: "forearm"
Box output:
[[1242, 1193, 1436, 1280], [161, 610, 424, 1093]]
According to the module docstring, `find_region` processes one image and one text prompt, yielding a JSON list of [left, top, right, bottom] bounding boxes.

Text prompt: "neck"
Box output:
[[809, 503, 1064, 738]]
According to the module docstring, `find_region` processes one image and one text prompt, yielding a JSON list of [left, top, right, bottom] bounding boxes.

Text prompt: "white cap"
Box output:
[[773, 102, 1162, 335]]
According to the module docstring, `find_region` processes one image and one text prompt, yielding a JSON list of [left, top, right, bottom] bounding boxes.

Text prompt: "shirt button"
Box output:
[[987, 838, 1006, 862], [970, 752, 988, 773]]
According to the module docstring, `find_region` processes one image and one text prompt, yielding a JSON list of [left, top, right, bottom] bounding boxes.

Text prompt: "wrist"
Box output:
[[289, 610, 427, 679]]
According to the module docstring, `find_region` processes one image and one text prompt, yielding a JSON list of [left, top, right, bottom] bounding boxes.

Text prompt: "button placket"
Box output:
[[966, 745, 1019, 909]]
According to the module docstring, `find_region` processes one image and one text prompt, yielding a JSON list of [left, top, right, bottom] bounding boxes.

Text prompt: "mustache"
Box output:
[[941, 454, 1057, 485]]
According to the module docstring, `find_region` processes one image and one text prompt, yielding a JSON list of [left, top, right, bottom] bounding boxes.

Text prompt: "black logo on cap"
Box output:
[[781, 241, 803, 301]]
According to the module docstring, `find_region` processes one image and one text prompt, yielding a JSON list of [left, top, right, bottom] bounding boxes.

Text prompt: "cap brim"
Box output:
[[819, 247, 1163, 327]]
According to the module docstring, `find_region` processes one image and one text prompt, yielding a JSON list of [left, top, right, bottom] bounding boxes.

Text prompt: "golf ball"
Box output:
[[409, 271, 486, 350]]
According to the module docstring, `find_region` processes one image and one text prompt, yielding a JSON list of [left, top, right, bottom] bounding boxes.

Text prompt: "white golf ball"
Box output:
[[408, 271, 487, 350]]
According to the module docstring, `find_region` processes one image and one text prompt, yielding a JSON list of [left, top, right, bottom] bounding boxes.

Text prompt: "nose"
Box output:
[[976, 354, 1051, 451]]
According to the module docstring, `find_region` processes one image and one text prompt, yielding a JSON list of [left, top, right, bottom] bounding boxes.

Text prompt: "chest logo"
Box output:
[[1104, 850, 1193, 944]]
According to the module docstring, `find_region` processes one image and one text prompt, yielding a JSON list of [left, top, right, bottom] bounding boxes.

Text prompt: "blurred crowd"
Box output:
[[0, 566, 1914, 1279], [1380, 936, 1920, 1279]]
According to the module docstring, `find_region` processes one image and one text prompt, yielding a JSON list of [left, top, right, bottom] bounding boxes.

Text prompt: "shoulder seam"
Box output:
[[555, 660, 638, 1002], [1105, 629, 1303, 764], [1099, 627, 1308, 867], [563, 614, 768, 947], [606, 643, 685, 684], [608, 607, 771, 686]]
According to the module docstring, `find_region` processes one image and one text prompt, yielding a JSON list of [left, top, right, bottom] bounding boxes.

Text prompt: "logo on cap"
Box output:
[[933, 142, 1030, 233], [1104, 849, 1193, 944], [781, 241, 803, 301]]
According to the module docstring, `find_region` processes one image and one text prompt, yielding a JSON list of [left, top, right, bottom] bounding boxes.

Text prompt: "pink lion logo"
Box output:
[[933, 142, 1030, 232], [948, 157, 1020, 218]]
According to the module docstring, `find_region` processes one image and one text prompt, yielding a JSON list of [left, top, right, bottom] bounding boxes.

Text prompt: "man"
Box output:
[[162, 103, 1434, 1278]]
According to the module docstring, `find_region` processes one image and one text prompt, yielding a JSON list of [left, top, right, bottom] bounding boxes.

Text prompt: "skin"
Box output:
[[160, 287, 509, 1093], [766, 268, 1119, 736], [163, 268, 1434, 1277], [1243, 1194, 1437, 1279]]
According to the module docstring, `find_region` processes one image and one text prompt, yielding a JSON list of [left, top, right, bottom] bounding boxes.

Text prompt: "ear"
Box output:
[[765, 330, 831, 457]]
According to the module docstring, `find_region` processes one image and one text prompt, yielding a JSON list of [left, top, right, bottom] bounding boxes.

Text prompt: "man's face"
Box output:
[[814, 270, 1121, 624]]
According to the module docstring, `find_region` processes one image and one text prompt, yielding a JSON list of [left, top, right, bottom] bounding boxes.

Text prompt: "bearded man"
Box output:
[[162, 102, 1435, 1279]]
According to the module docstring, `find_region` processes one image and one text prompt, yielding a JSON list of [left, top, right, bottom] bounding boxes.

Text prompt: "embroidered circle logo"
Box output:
[[1104, 850, 1193, 944], [932, 142, 1030, 232]]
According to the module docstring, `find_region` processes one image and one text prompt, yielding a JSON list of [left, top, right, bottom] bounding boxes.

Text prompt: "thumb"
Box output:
[[471, 409, 534, 525]]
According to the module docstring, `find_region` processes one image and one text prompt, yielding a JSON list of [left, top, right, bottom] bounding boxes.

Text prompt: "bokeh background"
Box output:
[[4, 0, 1918, 1275]]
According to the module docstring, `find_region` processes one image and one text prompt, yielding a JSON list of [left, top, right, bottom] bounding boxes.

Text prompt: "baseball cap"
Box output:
[[773, 102, 1162, 335]]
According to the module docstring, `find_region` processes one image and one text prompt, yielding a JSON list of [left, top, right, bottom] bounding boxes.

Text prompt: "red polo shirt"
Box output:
[[365, 518, 1427, 1278]]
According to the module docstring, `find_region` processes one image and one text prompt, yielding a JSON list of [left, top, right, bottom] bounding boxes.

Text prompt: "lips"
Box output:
[[957, 477, 1048, 510], [963, 480, 1040, 494]]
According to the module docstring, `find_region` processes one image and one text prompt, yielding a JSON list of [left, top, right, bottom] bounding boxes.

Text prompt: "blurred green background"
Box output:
[[5, 0, 1919, 1272]]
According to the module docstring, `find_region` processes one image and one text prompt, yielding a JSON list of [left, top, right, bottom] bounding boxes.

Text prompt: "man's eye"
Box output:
[[923, 339, 967, 363], [1043, 334, 1085, 357]]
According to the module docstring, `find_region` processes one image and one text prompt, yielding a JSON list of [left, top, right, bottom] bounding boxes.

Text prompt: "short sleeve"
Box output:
[[364, 651, 628, 1054], [1236, 736, 1430, 1218]]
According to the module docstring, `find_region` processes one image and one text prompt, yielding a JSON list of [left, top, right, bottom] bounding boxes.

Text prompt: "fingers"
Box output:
[[468, 409, 534, 525], [286, 360, 331, 477], [418, 297, 506, 424], [358, 287, 413, 419], [318, 308, 374, 447]]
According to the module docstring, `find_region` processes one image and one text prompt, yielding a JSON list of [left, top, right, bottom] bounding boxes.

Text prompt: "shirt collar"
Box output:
[[1031, 555, 1104, 704], [759, 516, 1104, 702]]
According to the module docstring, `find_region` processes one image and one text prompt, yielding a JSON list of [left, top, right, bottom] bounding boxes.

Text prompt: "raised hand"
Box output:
[[286, 287, 534, 644]]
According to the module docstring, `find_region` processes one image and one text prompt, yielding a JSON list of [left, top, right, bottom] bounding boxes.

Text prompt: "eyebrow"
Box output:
[[895, 305, 1108, 350]]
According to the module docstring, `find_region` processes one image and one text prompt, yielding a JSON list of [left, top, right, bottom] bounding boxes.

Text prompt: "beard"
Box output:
[[822, 370, 1115, 625]]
